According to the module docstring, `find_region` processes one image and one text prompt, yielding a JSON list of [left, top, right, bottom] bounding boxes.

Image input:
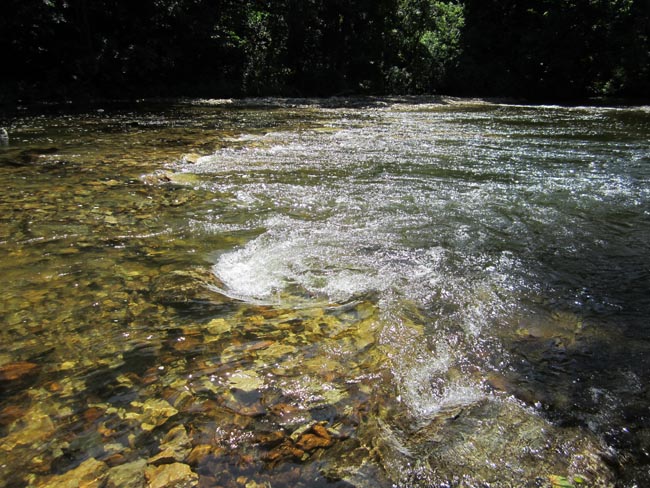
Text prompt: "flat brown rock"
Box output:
[[296, 433, 333, 451], [0, 361, 38, 381]]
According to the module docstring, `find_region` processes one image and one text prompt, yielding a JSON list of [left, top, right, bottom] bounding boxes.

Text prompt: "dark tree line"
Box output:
[[1, 0, 648, 103]]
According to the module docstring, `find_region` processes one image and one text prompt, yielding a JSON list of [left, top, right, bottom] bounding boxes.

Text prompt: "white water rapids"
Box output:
[[168, 99, 650, 486]]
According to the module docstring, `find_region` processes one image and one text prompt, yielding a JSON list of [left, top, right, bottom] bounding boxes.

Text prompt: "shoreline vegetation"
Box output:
[[1, 1, 648, 106]]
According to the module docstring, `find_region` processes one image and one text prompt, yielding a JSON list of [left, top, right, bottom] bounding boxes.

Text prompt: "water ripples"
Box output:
[[2, 99, 649, 486]]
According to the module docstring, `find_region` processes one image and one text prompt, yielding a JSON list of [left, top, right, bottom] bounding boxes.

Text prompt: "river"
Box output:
[[1, 98, 649, 487]]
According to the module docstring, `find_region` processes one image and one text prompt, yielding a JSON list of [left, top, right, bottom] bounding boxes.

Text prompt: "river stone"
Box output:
[[166, 172, 203, 186], [254, 342, 297, 361], [205, 318, 231, 335], [38, 457, 108, 488], [366, 397, 616, 487], [141, 171, 173, 185], [149, 269, 228, 307], [269, 403, 310, 429], [0, 407, 55, 451], [261, 441, 305, 466], [0, 405, 24, 426], [186, 444, 225, 466], [144, 462, 198, 488], [182, 153, 201, 164], [148, 425, 192, 465], [105, 459, 147, 488], [296, 424, 334, 451], [0, 361, 39, 381], [254, 430, 285, 447], [127, 398, 178, 431], [228, 370, 264, 392]]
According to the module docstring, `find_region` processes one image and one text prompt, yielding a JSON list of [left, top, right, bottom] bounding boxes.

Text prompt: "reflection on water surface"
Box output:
[[0, 98, 649, 487]]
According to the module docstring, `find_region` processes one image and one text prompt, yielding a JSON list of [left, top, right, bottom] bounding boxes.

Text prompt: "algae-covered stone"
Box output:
[[182, 153, 202, 165], [261, 441, 305, 466], [205, 318, 231, 336], [144, 462, 198, 488], [280, 374, 347, 410], [148, 425, 192, 465], [322, 386, 347, 405], [364, 397, 616, 488], [186, 444, 226, 467], [106, 459, 147, 488], [254, 342, 297, 362], [126, 399, 178, 431], [0, 407, 55, 451], [228, 370, 264, 392], [150, 269, 229, 307], [37, 457, 108, 488], [296, 432, 333, 451]]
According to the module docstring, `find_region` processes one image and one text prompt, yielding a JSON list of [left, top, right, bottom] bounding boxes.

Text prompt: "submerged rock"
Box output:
[[181, 153, 201, 164], [126, 398, 178, 431], [205, 318, 231, 336], [141, 170, 204, 187], [186, 444, 226, 467], [148, 425, 192, 466], [105, 459, 147, 488], [149, 269, 230, 309], [0, 361, 38, 381], [261, 440, 305, 466], [228, 370, 264, 392], [296, 423, 334, 451], [362, 397, 616, 487], [0, 406, 55, 451], [0, 361, 40, 395], [37, 457, 108, 488], [17, 147, 59, 164], [144, 462, 198, 488]]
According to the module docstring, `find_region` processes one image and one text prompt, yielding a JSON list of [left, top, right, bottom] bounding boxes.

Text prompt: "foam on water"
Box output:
[[394, 338, 487, 420], [211, 215, 398, 304], [182, 109, 542, 427]]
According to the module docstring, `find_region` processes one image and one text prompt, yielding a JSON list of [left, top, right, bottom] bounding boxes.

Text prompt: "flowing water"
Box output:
[[1, 98, 649, 487]]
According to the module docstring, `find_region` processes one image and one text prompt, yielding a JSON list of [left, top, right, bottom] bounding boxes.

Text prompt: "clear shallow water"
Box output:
[[1, 98, 649, 487]]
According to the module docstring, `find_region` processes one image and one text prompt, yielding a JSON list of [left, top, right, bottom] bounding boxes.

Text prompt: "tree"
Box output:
[[1, 0, 647, 101], [456, 0, 649, 99], [384, 0, 465, 93]]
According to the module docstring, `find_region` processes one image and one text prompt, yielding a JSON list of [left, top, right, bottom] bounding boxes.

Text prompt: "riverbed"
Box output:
[[1, 98, 649, 487]]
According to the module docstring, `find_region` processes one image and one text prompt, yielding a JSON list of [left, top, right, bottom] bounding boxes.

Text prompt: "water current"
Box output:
[[1, 98, 649, 487]]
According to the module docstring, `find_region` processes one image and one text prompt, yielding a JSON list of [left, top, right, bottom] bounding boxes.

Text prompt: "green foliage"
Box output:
[[0, 0, 647, 102], [455, 0, 649, 99], [241, 6, 290, 95], [549, 475, 575, 487], [548, 474, 588, 487], [383, 0, 464, 93], [418, 2, 465, 87]]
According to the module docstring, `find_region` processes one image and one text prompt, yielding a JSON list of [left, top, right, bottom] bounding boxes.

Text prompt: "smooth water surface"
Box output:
[[1, 98, 649, 487]]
